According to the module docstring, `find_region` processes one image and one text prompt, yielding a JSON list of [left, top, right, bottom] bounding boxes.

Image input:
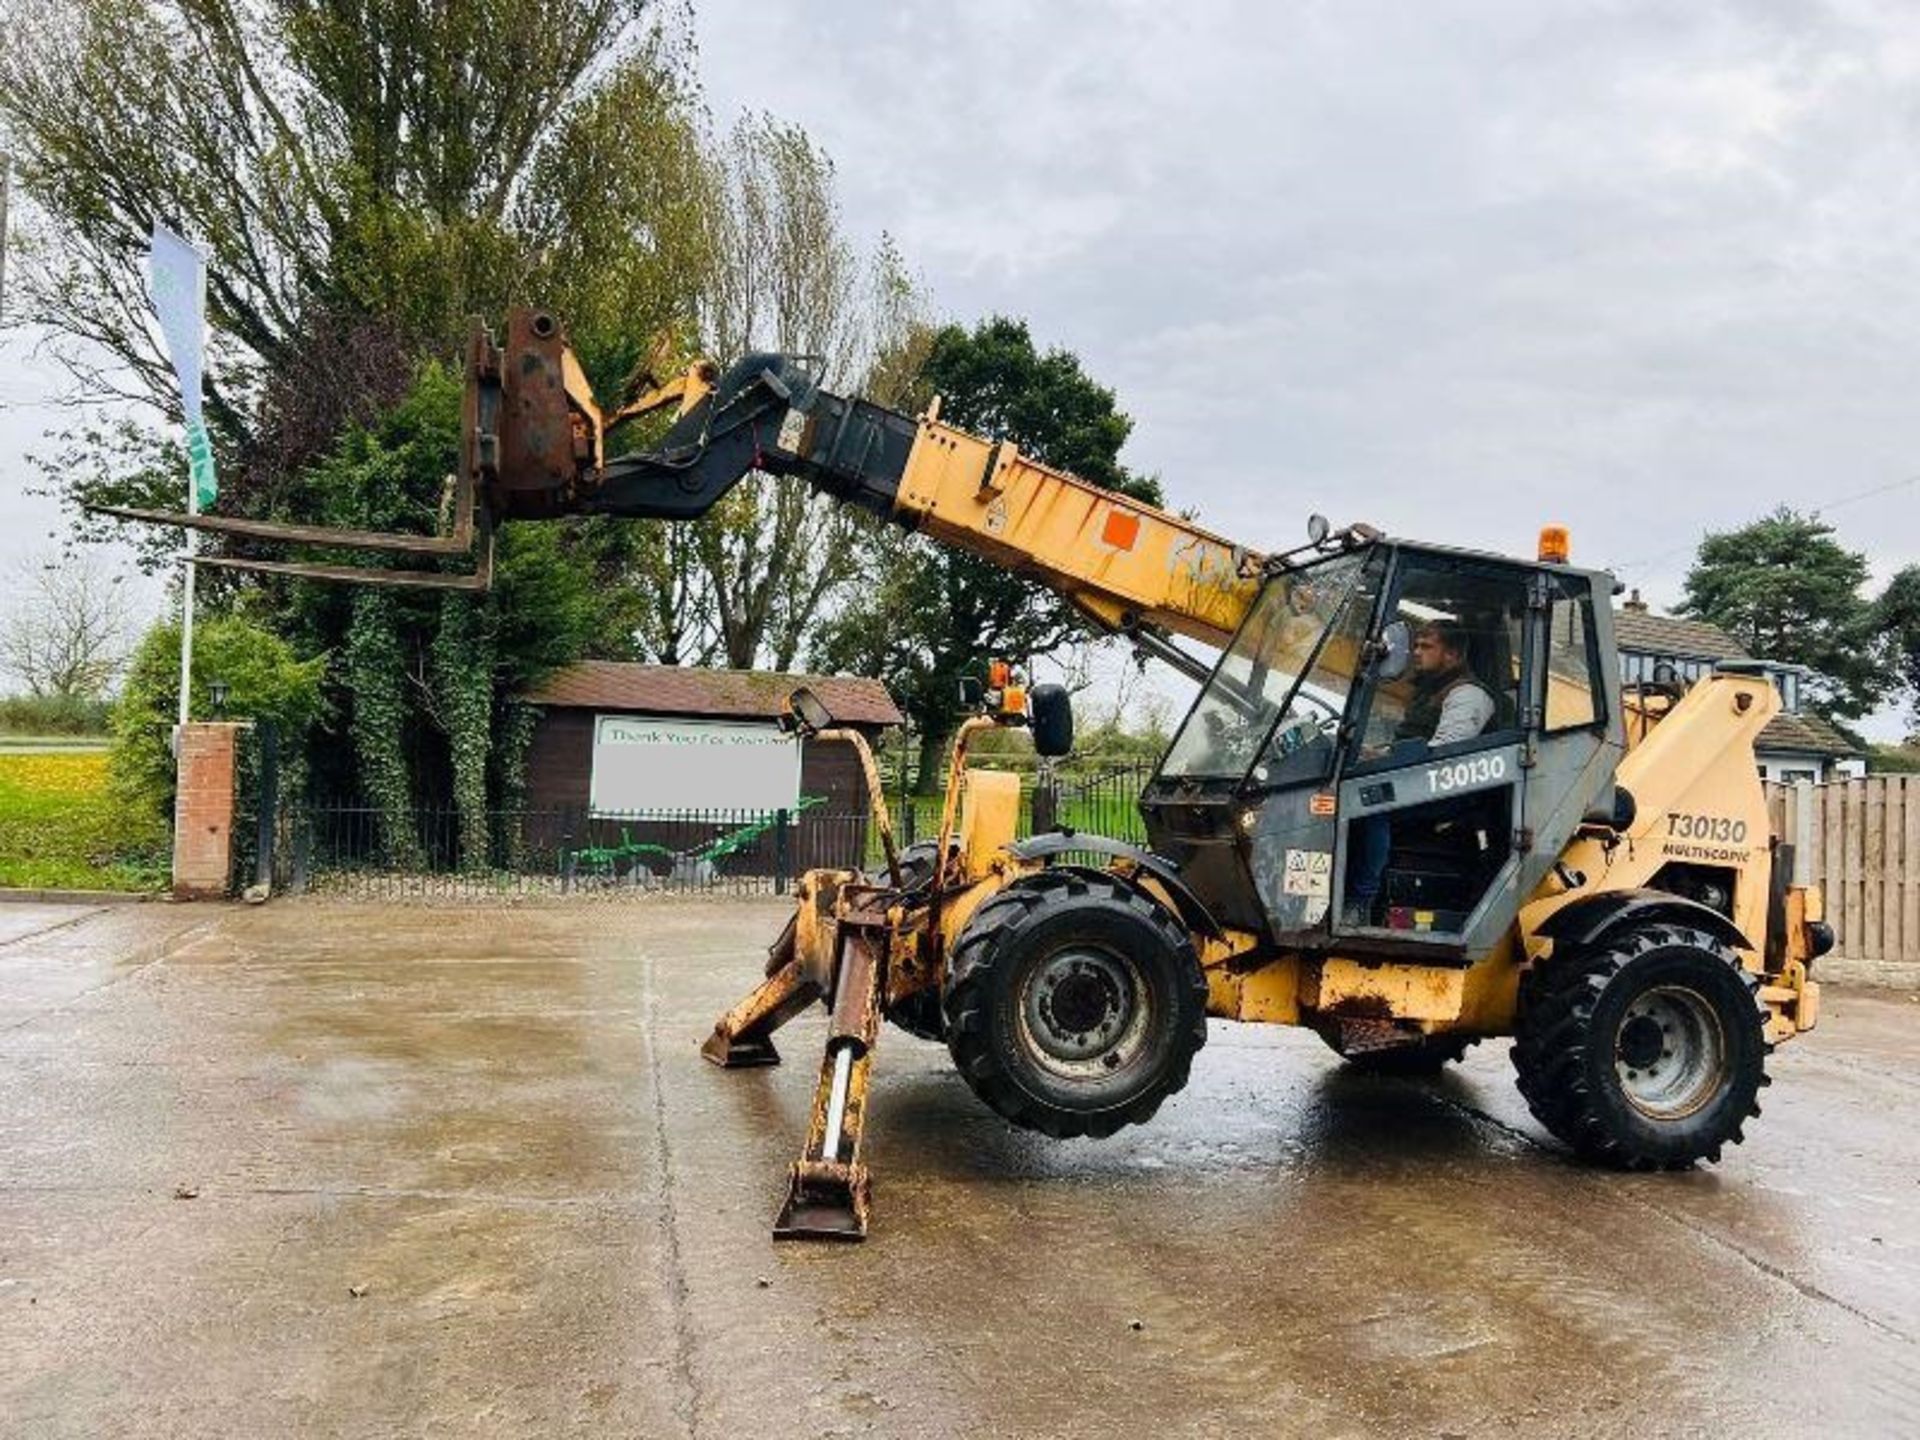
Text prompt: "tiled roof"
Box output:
[[1613, 608, 1749, 661], [1756, 711, 1862, 758], [523, 661, 904, 727], [1611, 607, 1858, 755]]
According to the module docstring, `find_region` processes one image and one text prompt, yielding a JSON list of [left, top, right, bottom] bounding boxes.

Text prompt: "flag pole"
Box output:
[[0, 153, 12, 324], [177, 451, 198, 728], [150, 225, 212, 732]]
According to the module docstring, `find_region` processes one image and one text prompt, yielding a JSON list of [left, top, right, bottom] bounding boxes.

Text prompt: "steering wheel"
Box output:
[[1291, 690, 1343, 732]]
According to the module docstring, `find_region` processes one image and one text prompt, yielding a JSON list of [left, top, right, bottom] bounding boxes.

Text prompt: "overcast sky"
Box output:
[[4, 1, 1919, 732], [693, 0, 1920, 735]]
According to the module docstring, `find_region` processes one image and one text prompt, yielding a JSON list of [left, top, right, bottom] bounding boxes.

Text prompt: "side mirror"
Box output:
[[783, 685, 836, 735], [1374, 620, 1412, 681], [1028, 683, 1074, 758]]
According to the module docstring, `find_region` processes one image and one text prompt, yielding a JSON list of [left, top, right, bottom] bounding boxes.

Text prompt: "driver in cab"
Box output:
[[1346, 618, 1495, 922], [1399, 619, 1494, 748]]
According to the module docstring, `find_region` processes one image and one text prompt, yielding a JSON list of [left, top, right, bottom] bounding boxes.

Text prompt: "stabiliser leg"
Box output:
[[701, 916, 818, 1068], [774, 918, 887, 1241]]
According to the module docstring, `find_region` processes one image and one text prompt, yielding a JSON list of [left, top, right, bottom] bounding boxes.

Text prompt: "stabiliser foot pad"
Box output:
[[773, 1160, 870, 1241], [701, 1029, 781, 1068]]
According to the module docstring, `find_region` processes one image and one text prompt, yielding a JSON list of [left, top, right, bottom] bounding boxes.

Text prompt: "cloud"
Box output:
[[694, 0, 1920, 592]]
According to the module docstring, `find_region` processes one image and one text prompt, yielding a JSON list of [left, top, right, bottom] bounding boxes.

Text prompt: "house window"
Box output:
[[1779, 767, 1817, 784]]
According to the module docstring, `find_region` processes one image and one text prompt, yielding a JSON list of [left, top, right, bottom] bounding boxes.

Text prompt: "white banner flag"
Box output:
[[149, 224, 215, 508]]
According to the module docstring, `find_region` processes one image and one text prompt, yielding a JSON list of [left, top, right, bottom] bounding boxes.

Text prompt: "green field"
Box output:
[[0, 752, 170, 892]]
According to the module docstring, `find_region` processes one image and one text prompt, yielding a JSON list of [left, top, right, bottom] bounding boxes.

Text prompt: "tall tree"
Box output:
[[0, 0, 683, 430], [813, 317, 1161, 791], [1, 0, 921, 846], [688, 120, 923, 670], [2, 3, 911, 672], [1875, 564, 1920, 731], [0, 0, 710, 572], [3, 0, 703, 835], [1677, 508, 1887, 722]]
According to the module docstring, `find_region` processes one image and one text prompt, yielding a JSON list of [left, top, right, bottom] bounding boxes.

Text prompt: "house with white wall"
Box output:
[[1613, 592, 1866, 782]]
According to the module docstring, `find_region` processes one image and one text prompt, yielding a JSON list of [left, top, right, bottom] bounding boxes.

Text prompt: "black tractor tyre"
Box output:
[[1512, 922, 1770, 1170], [943, 870, 1208, 1140], [1319, 1031, 1476, 1076], [872, 842, 954, 1042]]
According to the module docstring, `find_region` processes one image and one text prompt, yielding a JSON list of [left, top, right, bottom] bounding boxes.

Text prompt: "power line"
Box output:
[[1612, 472, 1920, 576], [1809, 472, 1920, 517]]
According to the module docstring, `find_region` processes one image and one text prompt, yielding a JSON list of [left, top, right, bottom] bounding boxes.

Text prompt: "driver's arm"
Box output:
[[1431, 685, 1495, 746]]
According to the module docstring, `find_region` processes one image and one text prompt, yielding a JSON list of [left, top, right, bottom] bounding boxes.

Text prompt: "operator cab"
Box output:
[[1140, 533, 1623, 958]]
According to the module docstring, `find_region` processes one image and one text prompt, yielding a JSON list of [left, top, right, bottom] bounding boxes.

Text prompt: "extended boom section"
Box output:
[[94, 306, 1266, 646], [468, 309, 1265, 650]]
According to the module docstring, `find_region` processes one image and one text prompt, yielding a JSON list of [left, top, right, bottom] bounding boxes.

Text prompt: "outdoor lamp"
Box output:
[[209, 678, 230, 719]]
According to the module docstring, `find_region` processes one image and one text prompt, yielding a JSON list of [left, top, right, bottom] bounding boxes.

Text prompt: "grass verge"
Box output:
[[0, 752, 170, 892]]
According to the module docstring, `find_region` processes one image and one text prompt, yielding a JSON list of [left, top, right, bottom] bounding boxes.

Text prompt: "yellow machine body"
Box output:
[[778, 693, 1821, 1062]]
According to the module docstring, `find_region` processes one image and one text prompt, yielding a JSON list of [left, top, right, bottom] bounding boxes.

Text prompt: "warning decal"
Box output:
[[1281, 848, 1333, 898], [1102, 508, 1142, 551]]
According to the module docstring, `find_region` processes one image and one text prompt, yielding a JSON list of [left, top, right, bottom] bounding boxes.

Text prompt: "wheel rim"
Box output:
[[1017, 944, 1152, 1081], [1613, 984, 1727, 1120]]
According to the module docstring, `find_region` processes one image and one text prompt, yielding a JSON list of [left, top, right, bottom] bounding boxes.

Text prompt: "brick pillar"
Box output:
[[173, 722, 245, 900]]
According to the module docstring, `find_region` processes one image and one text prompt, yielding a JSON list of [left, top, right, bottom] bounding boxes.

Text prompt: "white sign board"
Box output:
[[590, 715, 800, 815]]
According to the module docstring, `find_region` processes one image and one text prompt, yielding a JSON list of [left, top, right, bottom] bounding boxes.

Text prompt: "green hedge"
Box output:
[[0, 694, 112, 737]]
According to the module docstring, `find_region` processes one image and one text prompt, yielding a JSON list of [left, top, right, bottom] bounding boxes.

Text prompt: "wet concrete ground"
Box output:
[[1, 898, 1916, 1438]]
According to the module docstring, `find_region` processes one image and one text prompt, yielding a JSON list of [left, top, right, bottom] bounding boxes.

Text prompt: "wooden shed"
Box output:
[[518, 662, 903, 878]]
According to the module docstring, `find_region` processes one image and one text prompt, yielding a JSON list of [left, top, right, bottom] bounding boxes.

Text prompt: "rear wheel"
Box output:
[[944, 871, 1208, 1139], [1512, 922, 1769, 1169]]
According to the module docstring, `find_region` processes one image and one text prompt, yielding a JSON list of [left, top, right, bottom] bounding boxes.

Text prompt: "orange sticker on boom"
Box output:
[[1309, 792, 1337, 817], [1101, 509, 1141, 551]]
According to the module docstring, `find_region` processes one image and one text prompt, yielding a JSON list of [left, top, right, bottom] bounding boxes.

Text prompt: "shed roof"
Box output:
[[523, 661, 903, 728]]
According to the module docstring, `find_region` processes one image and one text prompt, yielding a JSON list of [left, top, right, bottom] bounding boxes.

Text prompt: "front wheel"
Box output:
[[944, 871, 1208, 1139], [1512, 923, 1769, 1169]]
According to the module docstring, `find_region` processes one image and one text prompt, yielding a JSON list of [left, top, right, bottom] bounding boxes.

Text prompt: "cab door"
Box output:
[[1329, 552, 1533, 953], [1510, 570, 1621, 907]]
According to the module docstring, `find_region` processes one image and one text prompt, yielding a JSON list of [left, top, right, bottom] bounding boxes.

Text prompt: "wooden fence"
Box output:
[[1768, 776, 1920, 967]]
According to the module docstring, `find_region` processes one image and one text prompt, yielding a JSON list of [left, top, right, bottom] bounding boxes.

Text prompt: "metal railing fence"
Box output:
[[275, 802, 872, 899], [267, 758, 1164, 899]]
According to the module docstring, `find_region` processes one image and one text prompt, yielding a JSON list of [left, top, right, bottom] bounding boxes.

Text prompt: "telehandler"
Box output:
[[108, 309, 1830, 1239]]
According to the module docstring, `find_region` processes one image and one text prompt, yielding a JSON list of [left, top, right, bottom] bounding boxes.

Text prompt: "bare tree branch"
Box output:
[[0, 549, 133, 698]]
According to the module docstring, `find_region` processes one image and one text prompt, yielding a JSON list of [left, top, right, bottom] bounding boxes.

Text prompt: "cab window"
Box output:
[[1354, 558, 1528, 765], [1161, 552, 1374, 781], [1544, 584, 1601, 731]]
